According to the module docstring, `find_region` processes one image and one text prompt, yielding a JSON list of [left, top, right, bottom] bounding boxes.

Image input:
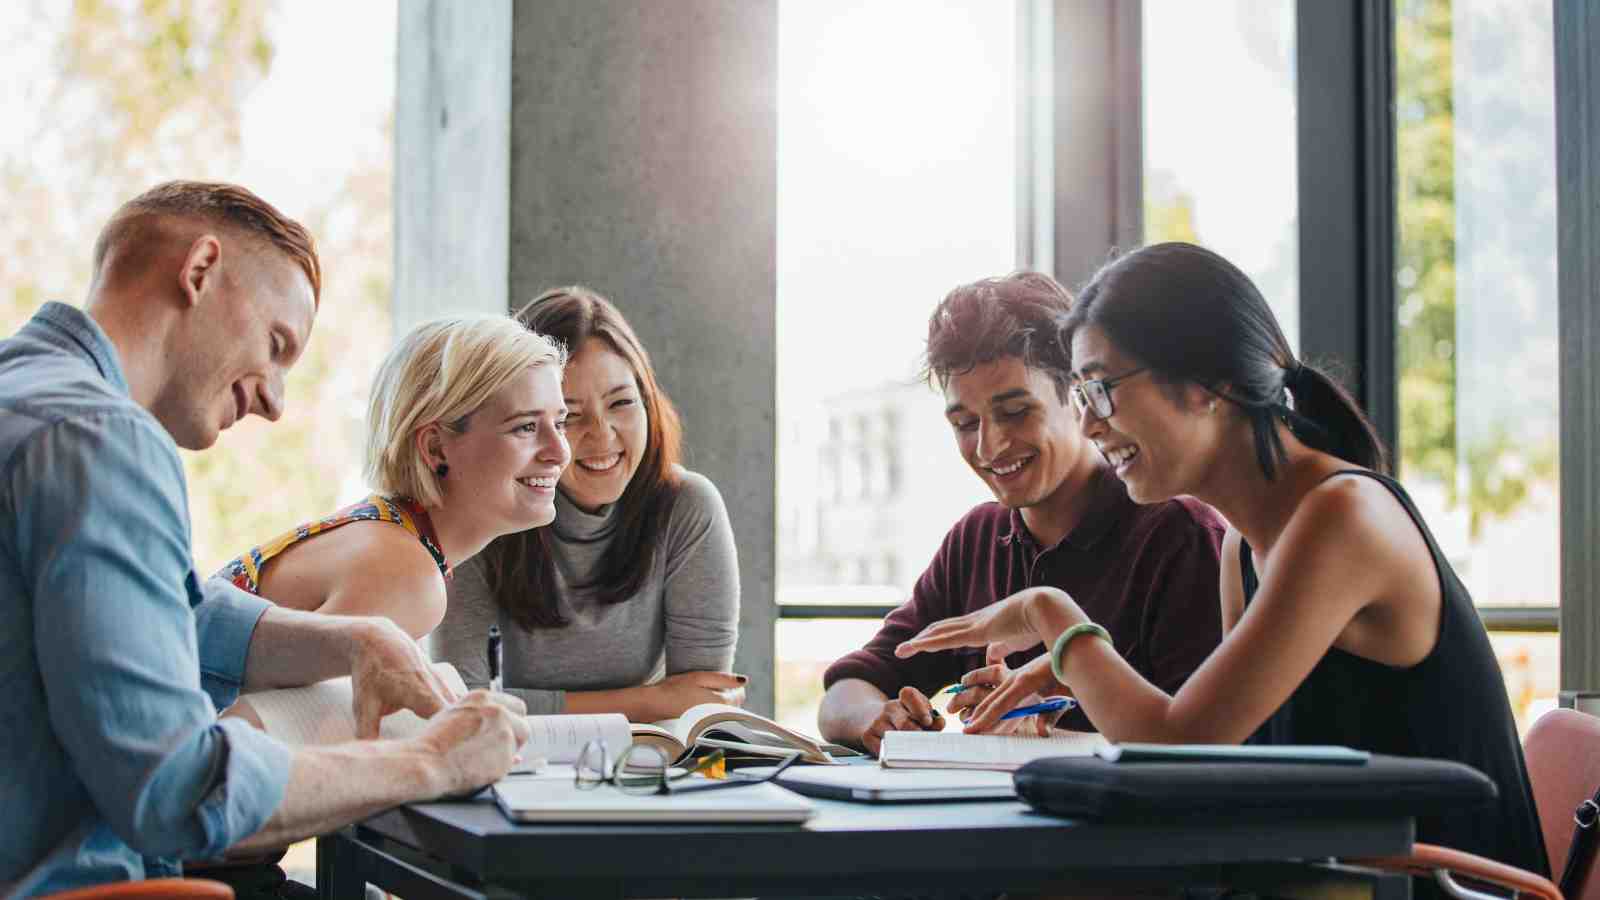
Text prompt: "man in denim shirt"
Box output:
[[0, 182, 531, 898]]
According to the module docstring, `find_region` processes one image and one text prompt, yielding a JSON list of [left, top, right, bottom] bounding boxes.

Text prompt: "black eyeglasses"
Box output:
[[1069, 367, 1149, 420], [575, 740, 801, 795]]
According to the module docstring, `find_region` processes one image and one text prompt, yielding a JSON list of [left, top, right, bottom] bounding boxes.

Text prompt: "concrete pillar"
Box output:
[[397, 0, 778, 714]]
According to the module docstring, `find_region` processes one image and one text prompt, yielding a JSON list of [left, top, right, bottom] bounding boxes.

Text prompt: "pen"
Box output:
[[943, 684, 970, 695], [997, 697, 1075, 722], [487, 625, 503, 694]]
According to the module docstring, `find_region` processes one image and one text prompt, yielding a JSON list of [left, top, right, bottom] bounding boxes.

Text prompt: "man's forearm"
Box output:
[[242, 606, 375, 690], [817, 679, 888, 749], [232, 739, 439, 852]]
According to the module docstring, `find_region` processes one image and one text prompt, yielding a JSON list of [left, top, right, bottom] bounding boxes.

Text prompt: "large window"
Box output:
[[1143, 0, 1298, 346], [0, 0, 396, 575], [1, 0, 397, 885], [773, 0, 1016, 731], [1395, 0, 1559, 726]]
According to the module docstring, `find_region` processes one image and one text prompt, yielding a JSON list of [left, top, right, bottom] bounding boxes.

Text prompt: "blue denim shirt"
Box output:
[[0, 303, 293, 898]]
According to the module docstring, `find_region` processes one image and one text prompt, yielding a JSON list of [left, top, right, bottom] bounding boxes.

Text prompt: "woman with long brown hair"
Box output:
[[431, 286, 745, 720]]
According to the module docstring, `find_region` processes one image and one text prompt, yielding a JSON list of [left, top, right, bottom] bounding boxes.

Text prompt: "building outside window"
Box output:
[[773, 0, 1013, 731]]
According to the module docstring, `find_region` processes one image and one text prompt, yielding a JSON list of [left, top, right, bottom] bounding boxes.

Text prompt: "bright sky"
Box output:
[[776, 0, 1301, 414], [1142, 0, 1300, 343], [234, 0, 396, 224], [776, 0, 1017, 408]]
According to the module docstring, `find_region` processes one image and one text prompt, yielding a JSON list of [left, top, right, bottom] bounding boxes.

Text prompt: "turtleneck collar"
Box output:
[[551, 487, 620, 543]]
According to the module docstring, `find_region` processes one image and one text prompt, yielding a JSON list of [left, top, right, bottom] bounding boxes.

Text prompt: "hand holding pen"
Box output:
[[942, 643, 1015, 727], [947, 646, 1071, 737], [860, 685, 944, 758], [960, 653, 1072, 735]]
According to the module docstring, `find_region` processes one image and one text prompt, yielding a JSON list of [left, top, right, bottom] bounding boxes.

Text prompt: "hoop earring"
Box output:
[[435, 462, 449, 479]]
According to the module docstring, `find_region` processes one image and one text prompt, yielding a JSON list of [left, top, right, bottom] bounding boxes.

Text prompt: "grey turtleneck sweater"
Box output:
[[429, 467, 740, 715]]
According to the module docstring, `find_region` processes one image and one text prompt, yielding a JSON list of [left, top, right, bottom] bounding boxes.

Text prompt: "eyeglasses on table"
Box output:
[[575, 739, 801, 795]]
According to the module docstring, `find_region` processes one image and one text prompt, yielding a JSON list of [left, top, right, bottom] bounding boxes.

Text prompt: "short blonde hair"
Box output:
[[365, 315, 566, 506]]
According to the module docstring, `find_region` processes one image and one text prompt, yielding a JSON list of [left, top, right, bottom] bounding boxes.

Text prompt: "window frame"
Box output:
[[780, 0, 1586, 677], [1556, 0, 1600, 689]]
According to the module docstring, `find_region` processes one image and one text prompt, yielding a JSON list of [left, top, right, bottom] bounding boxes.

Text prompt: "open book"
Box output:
[[234, 668, 854, 767], [630, 703, 857, 765], [879, 730, 1108, 771]]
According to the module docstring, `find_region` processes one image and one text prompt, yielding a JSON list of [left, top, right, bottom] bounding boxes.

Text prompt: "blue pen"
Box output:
[[943, 684, 971, 695], [997, 697, 1075, 721]]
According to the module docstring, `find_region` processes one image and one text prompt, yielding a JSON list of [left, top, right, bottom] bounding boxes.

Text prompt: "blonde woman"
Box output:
[[216, 314, 571, 639]]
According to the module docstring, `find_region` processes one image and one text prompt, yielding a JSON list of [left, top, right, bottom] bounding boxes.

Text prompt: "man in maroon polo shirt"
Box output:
[[817, 271, 1225, 755]]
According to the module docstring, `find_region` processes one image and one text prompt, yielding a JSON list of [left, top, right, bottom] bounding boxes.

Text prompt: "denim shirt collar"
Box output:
[[30, 302, 130, 397]]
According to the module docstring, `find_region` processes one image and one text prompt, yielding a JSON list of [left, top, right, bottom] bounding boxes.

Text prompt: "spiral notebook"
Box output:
[[879, 730, 1108, 772]]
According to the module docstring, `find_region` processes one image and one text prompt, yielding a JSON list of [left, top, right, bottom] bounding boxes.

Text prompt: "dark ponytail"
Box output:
[[1282, 361, 1389, 475], [1062, 242, 1389, 479]]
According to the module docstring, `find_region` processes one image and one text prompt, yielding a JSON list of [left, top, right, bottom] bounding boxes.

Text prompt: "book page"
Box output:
[[670, 703, 825, 751], [522, 713, 632, 765], [880, 730, 1108, 771], [240, 662, 467, 745]]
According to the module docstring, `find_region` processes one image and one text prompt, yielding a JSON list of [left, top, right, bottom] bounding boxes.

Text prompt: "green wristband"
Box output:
[[1049, 622, 1112, 684]]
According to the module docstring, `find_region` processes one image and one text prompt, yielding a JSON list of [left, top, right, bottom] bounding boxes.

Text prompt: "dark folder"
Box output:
[[1014, 753, 1496, 822]]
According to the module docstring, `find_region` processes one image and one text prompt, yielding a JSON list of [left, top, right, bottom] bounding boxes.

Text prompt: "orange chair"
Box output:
[[1352, 708, 1600, 900], [42, 879, 234, 900]]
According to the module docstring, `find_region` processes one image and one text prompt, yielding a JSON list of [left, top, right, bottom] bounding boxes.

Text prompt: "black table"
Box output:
[[316, 793, 1414, 899]]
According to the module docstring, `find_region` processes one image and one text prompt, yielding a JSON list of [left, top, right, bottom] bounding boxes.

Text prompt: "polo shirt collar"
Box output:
[[30, 301, 131, 396], [1000, 466, 1132, 553]]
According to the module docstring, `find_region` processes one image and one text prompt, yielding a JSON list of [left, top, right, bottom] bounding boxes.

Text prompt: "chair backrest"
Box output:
[[1524, 708, 1600, 900], [44, 878, 234, 900]]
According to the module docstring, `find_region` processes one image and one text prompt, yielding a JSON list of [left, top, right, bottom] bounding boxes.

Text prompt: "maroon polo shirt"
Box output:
[[823, 468, 1226, 731]]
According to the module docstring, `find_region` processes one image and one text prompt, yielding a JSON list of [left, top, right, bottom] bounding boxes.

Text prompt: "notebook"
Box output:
[[734, 763, 1016, 803], [492, 769, 815, 823], [879, 730, 1108, 772], [237, 662, 627, 769]]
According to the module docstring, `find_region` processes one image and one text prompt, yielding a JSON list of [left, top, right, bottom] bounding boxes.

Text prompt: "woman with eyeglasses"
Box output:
[[896, 243, 1546, 882]]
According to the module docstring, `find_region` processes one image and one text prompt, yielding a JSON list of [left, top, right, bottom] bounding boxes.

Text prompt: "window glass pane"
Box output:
[[1143, 0, 1299, 349], [0, 1, 395, 576], [1488, 632, 1560, 735], [775, 0, 1014, 720], [1395, 0, 1558, 630], [1, 1, 396, 886]]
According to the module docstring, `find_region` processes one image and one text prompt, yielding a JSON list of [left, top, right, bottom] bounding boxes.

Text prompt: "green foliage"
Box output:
[[1395, 0, 1458, 498], [3, 1, 393, 572], [1396, 0, 1557, 539]]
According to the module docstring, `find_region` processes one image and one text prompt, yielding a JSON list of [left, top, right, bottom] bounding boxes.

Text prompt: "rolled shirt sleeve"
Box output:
[[16, 413, 290, 859], [195, 575, 273, 711]]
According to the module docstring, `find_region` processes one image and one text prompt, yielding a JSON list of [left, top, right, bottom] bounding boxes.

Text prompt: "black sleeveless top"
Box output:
[[1241, 470, 1547, 878]]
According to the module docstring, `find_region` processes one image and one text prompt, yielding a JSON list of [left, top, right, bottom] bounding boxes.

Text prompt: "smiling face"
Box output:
[[559, 337, 649, 512], [1069, 323, 1221, 503], [435, 364, 571, 534], [943, 356, 1094, 516], [157, 247, 316, 450]]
